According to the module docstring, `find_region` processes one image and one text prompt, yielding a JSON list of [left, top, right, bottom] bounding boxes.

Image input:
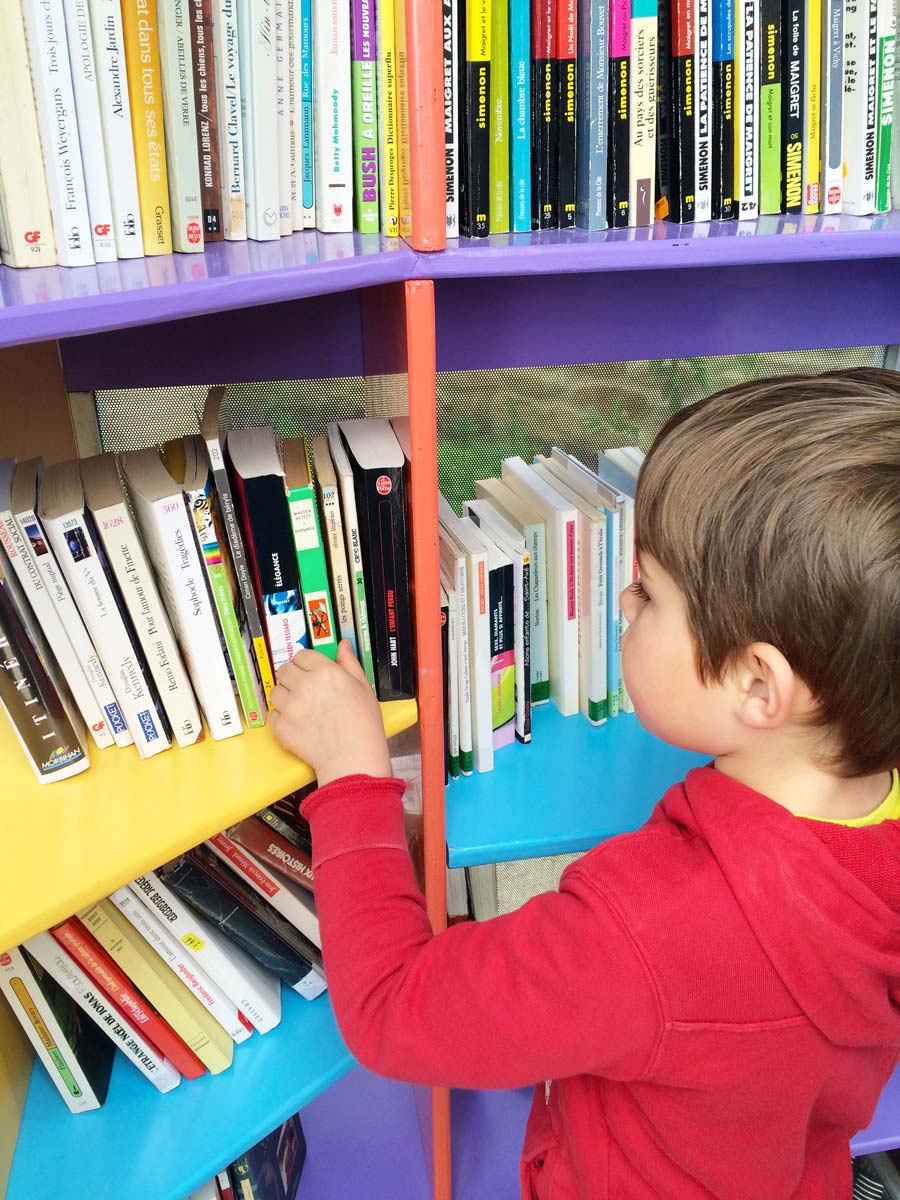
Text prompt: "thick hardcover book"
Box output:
[[337, 420, 415, 702], [39, 460, 170, 758], [490, 0, 511, 231], [780, 0, 803, 212], [201, 387, 275, 703], [352, 0, 381, 232], [464, 0, 491, 235], [238, 0, 281, 240], [88, 0, 145, 258], [693, 0, 711, 219], [282, 437, 339, 661], [325, 424, 376, 683], [820, 0, 843, 212], [21, 0, 94, 266], [575, 0, 608, 228], [121, 0, 173, 254], [190, 0, 224, 239], [165, 436, 267, 728], [158, 0, 205, 251], [63, 0, 118, 262], [556, 0, 577, 226], [757, 0, 780, 212], [0, 0, 57, 267], [80, 453, 203, 748], [163, 852, 327, 998], [629, 0, 658, 224], [0, 946, 114, 1114], [211, 0, 247, 238], [230, 812, 316, 893], [23, 930, 182, 1093], [801, 0, 821, 211], [445, 0, 462, 235], [309, 436, 358, 653], [711, 0, 735, 218], [120, 448, 242, 741], [608, 0, 631, 225], [734, 0, 759, 217], [314, 0, 354, 230], [532, 0, 558, 228], [230, 1115, 307, 1200], [668, 0, 695, 221], [227, 427, 308, 673]]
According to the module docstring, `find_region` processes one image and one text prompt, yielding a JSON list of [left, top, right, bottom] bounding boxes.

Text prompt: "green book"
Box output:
[[351, 0, 380, 232], [283, 437, 340, 661], [489, 0, 509, 231]]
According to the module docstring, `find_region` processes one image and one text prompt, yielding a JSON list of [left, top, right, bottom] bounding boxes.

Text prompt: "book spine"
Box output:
[[109, 887, 252, 1042], [489, 0, 510, 231], [533, 0, 558, 227], [352, 0, 381, 232], [239, 0, 281, 240], [604, 507, 620, 715], [780, 0, 803, 211], [186, 478, 267, 727], [92, 498, 203, 747], [801, 0, 821, 210], [206, 834, 321, 947], [0, 947, 103, 1113], [326, 435, 375, 679], [394, 0, 412, 238], [575, 0, 607, 228], [275, 0, 294, 234], [464, 548, 493, 770], [669, 0, 695, 220], [0, 513, 112, 749], [525, 523, 549, 701], [211, 0, 247, 238], [874, 0, 895, 211], [842, 0, 877, 213], [234, 813, 316, 891], [0, 0, 57, 268], [42, 508, 168, 756], [21, 0, 95, 266], [608, 0, 631, 225], [820, 0, 843, 210], [24, 931, 182, 1092], [757, 0, 780, 210], [734, 0, 759, 216], [64, 0, 118, 262], [509, 0, 532, 230], [445, 0, 462, 235], [452, 556, 474, 772], [314, 0, 354, 229], [87, 0, 144, 257], [464, 0, 491, 235], [556, 0, 577, 226], [288, 0, 302, 227], [587, 516, 607, 722], [190, 0, 224, 239], [629, 0, 659, 223], [488, 563, 516, 748], [130, 872, 282, 1032], [516, 552, 531, 739], [121, 0, 173, 254], [655, 0, 672, 214], [286, 484, 339, 661], [711, 0, 735, 217], [158, 0, 205, 251], [300, 0, 317, 225], [693, 0, 711, 218], [445, 587, 461, 770], [318, 481, 359, 651]]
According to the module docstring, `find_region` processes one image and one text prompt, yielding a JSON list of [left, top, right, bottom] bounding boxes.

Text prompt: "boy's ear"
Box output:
[[732, 642, 799, 731]]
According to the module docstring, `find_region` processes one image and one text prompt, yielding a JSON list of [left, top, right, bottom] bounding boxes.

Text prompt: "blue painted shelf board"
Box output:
[[446, 709, 706, 867], [7, 988, 354, 1200]]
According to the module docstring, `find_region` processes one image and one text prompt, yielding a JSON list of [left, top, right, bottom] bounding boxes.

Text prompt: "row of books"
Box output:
[[440, 444, 642, 775], [0, 388, 414, 783], [0, 786, 327, 1113], [452, 0, 898, 233], [188, 1114, 307, 1200], [1, 0, 400, 269]]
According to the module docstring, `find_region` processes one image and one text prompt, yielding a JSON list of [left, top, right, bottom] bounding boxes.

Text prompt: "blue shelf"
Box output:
[[446, 708, 705, 867], [7, 988, 354, 1200]]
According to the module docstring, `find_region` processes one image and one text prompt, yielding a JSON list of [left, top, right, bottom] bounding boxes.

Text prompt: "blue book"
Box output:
[[575, 0, 609, 228], [509, 0, 532, 230]]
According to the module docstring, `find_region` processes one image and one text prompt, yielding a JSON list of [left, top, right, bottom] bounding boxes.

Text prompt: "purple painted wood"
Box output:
[[0, 232, 414, 349], [851, 1069, 900, 1156], [434, 257, 900, 371]]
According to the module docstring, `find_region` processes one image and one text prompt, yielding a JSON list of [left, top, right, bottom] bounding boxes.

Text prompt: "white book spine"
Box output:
[[21, 0, 95, 265], [327, 426, 376, 684], [64, 0, 117, 261], [275, 0, 293, 233], [822, 0, 844, 210], [41, 508, 168, 756], [212, 0, 247, 238], [319, 483, 358, 648], [451, 552, 474, 773], [12, 501, 124, 748], [843, 0, 878, 212], [108, 887, 251, 1043], [445, 583, 461, 767], [91, 497, 203, 747], [0, 946, 104, 1113], [693, 0, 711, 220], [239, 0, 281, 239], [525, 522, 549, 702], [23, 931, 181, 1093], [129, 873, 282, 1033], [158, 0, 205, 251], [288, 0, 303, 227], [313, 0, 353, 230], [87, 0, 145, 257], [126, 489, 241, 740], [620, 499, 635, 712], [206, 833, 321, 947], [0, 0, 57, 267], [464, 539, 493, 773], [0, 512, 113, 749], [735, 0, 759, 218]]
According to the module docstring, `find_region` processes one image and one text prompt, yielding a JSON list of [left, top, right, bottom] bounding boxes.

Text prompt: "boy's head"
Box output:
[[622, 368, 900, 779]]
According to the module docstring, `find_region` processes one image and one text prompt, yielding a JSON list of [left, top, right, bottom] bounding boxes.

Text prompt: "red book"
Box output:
[[229, 814, 315, 894], [51, 918, 206, 1080]]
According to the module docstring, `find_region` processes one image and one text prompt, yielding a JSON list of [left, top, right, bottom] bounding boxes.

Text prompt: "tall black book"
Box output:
[[668, 0, 696, 221], [711, 0, 736, 218], [229, 1114, 307, 1200], [556, 0, 577, 227], [532, 0, 559, 227], [463, 0, 490, 236]]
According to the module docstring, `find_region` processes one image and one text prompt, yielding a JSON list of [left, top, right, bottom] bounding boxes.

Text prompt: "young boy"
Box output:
[[269, 369, 900, 1199]]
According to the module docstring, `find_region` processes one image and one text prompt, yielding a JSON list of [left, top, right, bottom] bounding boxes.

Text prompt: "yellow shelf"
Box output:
[[0, 699, 417, 953]]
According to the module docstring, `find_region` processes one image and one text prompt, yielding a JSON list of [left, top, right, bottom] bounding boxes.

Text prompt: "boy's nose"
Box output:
[[620, 587, 637, 624]]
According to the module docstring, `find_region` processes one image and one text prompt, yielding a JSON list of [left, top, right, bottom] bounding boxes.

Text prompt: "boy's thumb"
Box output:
[[337, 638, 370, 683]]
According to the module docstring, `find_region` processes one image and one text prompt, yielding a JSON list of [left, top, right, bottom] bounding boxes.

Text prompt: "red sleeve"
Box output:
[[303, 775, 663, 1089]]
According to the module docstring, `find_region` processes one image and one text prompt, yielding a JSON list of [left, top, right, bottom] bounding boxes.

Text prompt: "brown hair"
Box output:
[[635, 368, 900, 777]]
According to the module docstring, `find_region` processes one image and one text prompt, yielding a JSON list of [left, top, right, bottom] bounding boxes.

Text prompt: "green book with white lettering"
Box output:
[[351, 0, 381, 232], [283, 437, 340, 661]]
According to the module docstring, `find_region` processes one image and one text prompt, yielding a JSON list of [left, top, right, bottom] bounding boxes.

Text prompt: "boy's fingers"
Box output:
[[292, 648, 322, 672], [337, 639, 369, 684], [269, 683, 295, 712]]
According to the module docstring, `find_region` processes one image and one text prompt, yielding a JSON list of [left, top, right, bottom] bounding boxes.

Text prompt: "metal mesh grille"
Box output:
[[494, 852, 584, 915], [436, 346, 886, 511]]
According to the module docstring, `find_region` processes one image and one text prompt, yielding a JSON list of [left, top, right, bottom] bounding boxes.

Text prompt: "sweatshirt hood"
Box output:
[[662, 766, 900, 1048]]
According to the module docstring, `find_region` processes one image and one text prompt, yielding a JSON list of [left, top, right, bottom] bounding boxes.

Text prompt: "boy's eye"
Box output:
[[631, 580, 650, 603]]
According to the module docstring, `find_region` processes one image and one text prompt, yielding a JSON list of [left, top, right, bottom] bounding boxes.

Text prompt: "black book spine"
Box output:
[[464, 0, 491, 236], [669, 0, 696, 221], [711, 0, 736, 218], [533, 0, 559, 227], [556, 0, 577, 227], [780, 0, 803, 211]]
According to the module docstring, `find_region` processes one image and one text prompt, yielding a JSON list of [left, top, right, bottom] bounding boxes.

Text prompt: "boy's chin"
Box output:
[[632, 707, 718, 757]]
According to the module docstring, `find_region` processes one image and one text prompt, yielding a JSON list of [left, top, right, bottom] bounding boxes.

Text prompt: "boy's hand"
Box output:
[[269, 641, 393, 787]]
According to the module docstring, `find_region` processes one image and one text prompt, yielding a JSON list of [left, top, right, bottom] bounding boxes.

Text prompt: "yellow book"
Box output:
[[378, 0, 399, 235], [803, 0, 821, 213], [121, 0, 173, 255], [78, 899, 234, 1075]]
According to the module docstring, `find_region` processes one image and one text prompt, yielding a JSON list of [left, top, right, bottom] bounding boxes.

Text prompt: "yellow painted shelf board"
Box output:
[[0, 699, 417, 953]]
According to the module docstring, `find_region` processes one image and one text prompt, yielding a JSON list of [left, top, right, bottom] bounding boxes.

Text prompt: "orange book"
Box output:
[[121, 0, 173, 254]]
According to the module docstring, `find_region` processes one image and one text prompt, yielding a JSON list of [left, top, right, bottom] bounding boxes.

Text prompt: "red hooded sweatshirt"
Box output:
[[301, 765, 900, 1199]]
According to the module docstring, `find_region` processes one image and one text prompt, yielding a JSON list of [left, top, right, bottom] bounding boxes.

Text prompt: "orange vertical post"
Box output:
[[400, 0, 446, 251]]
